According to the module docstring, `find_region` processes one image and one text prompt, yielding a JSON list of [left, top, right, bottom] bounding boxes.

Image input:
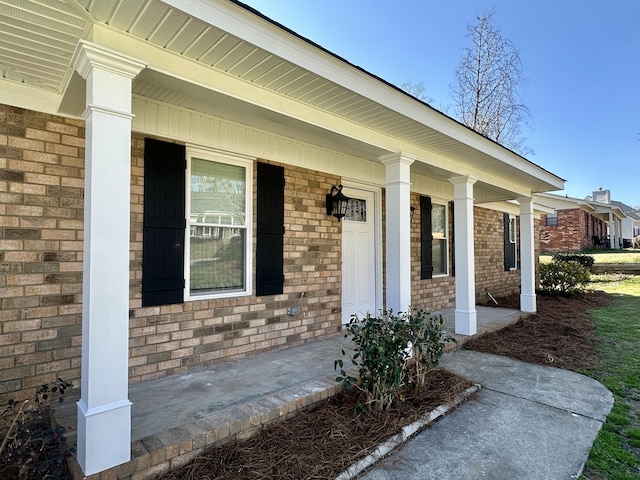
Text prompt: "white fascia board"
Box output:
[[163, 0, 564, 191], [536, 192, 597, 212], [0, 78, 62, 115], [590, 204, 627, 220], [483, 199, 550, 217], [479, 201, 521, 215], [533, 203, 555, 215]]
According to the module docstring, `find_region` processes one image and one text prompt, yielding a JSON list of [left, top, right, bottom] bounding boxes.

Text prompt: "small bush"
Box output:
[[540, 260, 590, 295], [406, 309, 455, 389], [335, 308, 455, 411], [552, 253, 595, 267], [0, 379, 74, 480]]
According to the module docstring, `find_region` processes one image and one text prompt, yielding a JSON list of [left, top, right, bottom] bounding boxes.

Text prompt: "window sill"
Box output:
[[186, 290, 252, 302]]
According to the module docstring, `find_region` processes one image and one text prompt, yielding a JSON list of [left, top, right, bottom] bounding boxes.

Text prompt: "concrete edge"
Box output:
[[334, 383, 481, 480]]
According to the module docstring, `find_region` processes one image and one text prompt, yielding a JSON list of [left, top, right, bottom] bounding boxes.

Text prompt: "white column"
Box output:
[[449, 176, 477, 335], [380, 153, 415, 313], [519, 197, 536, 313], [617, 218, 622, 248], [609, 212, 616, 249], [72, 41, 145, 476]]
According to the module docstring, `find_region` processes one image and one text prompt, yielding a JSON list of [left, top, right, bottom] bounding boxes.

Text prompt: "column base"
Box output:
[[455, 309, 477, 336], [520, 293, 537, 313], [77, 399, 132, 476]]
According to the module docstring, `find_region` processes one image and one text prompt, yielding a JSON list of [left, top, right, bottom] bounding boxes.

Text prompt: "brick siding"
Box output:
[[539, 208, 607, 253], [128, 135, 344, 386], [1, 103, 533, 403], [0, 105, 84, 403], [474, 207, 521, 300], [409, 195, 526, 310]]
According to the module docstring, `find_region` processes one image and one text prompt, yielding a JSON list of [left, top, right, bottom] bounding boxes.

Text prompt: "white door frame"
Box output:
[[341, 181, 383, 321]]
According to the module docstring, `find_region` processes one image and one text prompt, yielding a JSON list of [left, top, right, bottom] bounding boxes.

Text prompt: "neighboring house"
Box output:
[[0, 0, 564, 476], [537, 191, 627, 253], [589, 191, 640, 247], [608, 203, 640, 248]]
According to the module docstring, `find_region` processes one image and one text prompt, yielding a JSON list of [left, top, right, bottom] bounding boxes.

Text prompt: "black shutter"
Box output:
[[503, 212, 515, 271], [142, 138, 186, 306], [256, 163, 285, 296], [449, 201, 455, 277], [420, 196, 433, 280]]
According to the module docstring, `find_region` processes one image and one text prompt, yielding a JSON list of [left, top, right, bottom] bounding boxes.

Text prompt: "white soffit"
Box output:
[[0, 0, 92, 92], [1, 0, 564, 196]]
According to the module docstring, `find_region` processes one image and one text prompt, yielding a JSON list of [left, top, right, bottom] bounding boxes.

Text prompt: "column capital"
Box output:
[[448, 175, 477, 187], [72, 40, 146, 80], [449, 175, 476, 201], [378, 152, 417, 167], [518, 196, 534, 214]]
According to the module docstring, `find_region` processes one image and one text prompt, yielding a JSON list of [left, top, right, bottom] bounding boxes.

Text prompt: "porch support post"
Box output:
[[449, 176, 477, 335], [609, 212, 616, 249], [380, 152, 415, 313], [72, 41, 145, 476], [519, 196, 536, 313]]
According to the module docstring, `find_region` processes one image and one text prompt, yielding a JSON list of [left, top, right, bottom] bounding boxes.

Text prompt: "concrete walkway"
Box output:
[[360, 350, 613, 480]]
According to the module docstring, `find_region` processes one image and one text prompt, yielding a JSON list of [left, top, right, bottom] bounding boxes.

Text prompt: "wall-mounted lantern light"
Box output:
[[326, 185, 350, 221]]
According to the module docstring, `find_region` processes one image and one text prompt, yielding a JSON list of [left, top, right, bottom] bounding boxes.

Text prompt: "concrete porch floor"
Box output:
[[54, 306, 524, 480]]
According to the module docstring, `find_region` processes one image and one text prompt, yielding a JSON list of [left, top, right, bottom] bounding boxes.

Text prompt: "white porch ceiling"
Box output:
[[0, 0, 564, 201]]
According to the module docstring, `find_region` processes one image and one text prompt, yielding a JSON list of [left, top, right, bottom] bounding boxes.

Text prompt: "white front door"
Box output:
[[342, 187, 378, 324]]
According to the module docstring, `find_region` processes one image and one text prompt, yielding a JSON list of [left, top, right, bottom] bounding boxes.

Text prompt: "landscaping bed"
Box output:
[[156, 369, 473, 480]]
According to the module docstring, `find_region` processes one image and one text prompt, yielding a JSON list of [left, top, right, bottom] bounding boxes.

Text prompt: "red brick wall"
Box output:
[[539, 208, 605, 253]]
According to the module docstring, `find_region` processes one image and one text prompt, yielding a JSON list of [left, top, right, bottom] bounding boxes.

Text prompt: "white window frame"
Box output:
[[432, 201, 449, 277], [508, 214, 517, 270], [185, 146, 253, 300]]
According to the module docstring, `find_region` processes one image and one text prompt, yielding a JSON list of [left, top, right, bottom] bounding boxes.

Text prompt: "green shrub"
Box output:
[[540, 260, 590, 295], [1, 379, 74, 480], [552, 253, 595, 267], [335, 308, 455, 411], [406, 309, 455, 389]]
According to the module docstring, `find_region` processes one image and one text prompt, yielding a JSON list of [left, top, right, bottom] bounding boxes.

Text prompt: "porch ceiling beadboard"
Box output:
[[0, 0, 564, 200]]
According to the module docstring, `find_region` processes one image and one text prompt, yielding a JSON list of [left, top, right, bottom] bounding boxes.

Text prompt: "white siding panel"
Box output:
[[411, 174, 454, 201], [132, 96, 385, 185]]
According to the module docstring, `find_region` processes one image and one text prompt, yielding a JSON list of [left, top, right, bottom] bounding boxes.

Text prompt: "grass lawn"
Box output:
[[580, 275, 640, 480], [540, 250, 640, 264]]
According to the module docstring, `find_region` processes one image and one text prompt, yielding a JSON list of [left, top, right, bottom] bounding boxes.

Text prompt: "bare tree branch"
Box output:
[[451, 11, 533, 155], [400, 81, 434, 105]]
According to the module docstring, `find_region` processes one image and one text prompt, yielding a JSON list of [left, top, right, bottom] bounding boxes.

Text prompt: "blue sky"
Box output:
[[244, 0, 640, 208]]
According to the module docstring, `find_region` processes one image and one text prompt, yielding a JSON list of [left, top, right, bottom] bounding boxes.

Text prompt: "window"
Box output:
[[344, 198, 367, 222], [187, 150, 252, 299], [545, 212, 558, 226], [504, 213, 517, 271], [431, 203, 448, 276], [143, 140, 275, 307], [420, 196, 448, 279]]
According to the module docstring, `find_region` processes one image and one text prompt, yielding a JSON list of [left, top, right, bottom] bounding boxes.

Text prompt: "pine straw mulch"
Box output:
[[156, 290, 611, 480], [470, 289, 612, 371], [157, 369, 473, 480]]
